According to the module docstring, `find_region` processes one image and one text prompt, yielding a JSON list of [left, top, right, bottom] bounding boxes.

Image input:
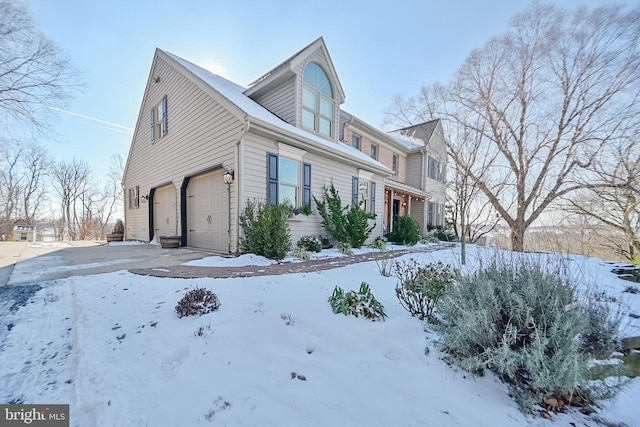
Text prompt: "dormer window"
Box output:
[[302, 62, 334, 137]]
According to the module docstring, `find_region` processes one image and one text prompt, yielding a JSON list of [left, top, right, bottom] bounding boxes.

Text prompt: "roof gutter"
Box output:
[[250, 118, 391, 176]]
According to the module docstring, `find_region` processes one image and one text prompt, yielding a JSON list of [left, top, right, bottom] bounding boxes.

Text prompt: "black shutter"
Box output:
[[370, 182, 376, 214], [267, 152, 279, 205], [151, 108, 155, 143], [162, 95, 168, 135], [352, 176, 359, 207], [303, 163, 311, 207]]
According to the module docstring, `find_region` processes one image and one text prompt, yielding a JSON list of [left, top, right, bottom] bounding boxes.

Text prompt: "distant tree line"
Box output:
[[385, 2, 640, 262]]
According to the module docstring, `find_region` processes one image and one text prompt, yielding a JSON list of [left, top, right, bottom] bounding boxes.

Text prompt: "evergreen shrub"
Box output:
[[388, 215, 421, 246], [314, 183, 375, 248], [296, 235, 322, 252], [239, 199, 291, 260]]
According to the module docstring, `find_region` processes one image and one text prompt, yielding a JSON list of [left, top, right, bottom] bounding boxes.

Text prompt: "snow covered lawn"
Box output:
[[0, 244, 638, 426]]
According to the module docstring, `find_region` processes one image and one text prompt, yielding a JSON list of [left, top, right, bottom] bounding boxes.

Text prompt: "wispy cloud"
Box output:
[[45, 106, 134, 133]]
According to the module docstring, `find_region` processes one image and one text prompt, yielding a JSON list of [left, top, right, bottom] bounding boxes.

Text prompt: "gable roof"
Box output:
[[160, 49, 388, 174], [390, 119, 441, 147], [341, 110, 424, 153], [244, 37, 346, 102]]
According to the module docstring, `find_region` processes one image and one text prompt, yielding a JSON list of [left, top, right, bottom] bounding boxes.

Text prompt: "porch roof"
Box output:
[[384, 179, 430, 199]]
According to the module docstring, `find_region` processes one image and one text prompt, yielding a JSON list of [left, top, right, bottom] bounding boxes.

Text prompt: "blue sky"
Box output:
[[25, 0, 629, 179]]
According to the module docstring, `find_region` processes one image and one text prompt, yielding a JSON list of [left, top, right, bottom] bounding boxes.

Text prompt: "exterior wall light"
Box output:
[[223, 169, 235, 184]]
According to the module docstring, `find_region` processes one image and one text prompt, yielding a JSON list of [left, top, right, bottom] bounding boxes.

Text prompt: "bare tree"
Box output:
[[0, 0, 78, 133], [566, 138, 640, 261], [20, 142, 50, 223], [93, 153, 125, 238], [386, 3, 640, 251], [51, 159, 92, 240], [0, 140, 22, 237]]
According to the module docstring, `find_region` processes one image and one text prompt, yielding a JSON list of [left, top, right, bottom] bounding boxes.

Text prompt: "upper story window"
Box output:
[[392, 154, 399, 176], [151, 95, 168, 143], [302, 62, 334, 138], [352, 134, 361, 150], [371, 144, 378, 160], [428, 156, 445, 181]]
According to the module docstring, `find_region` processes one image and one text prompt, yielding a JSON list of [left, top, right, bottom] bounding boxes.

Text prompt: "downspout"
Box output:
[[231, 115, 251, 254]]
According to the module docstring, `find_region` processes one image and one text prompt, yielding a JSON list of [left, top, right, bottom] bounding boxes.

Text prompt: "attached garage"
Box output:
[[186, 170, 229, 252], [153, 184, 177, 240]]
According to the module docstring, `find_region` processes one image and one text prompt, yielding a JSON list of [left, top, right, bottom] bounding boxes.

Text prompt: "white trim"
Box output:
[[278, 142, 306, 161], [358, 169, 374, 182]]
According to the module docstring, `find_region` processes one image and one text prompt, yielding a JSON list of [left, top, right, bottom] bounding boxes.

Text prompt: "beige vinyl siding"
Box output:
[[252, 78, 296, 125], [294, 47, 341, 142], [409, 199, 426, 235], [124, 54, 244, 249], [239, 134, 384, 247], [406, 152, 424, 189]]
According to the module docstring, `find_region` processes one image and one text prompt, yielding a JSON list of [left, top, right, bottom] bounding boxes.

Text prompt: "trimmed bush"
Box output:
[[394, 259, 457, 319], [335, 241, 353, 255], [328, 282, 387, 321], [176, 287, 221, 318], [292, 246, 311, 261], [428, 225, 457, 242], [434, 255, 621, 412], [314, 183, 375, 248], [296, 235, 322, 252], [239, 199, 291, 260], [388, 215, 421, 246], [370, 235, 388, 250]]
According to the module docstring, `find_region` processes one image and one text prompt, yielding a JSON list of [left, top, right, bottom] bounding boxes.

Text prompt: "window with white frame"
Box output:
[[428, 201, 445, 227], [428, 156, 445, 181], [353, 172, 376, 214], [128, 186, 139, 209], [279, 158, 299, 207], [302, 62, 334, 137], [352, 134, 361, 150], [371, 143, 378, 160], [151, 95, 168, 143], [267, 152, 312, 208], [392, 154, 399, 176]]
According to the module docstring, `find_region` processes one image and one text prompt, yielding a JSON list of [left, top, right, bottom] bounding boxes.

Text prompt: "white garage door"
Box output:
[[187, 170, 229, 251], [153, 184, 177, 240]]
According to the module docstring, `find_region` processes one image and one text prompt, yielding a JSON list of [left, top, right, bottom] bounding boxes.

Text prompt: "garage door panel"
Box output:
[[154, 185, 176, 240], [187, 170, 229, 251]]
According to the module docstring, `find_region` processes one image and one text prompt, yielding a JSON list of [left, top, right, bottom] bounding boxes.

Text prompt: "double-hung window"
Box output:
[[302, 62, 334, 138], [371, 144, 378, 160], [428, 156, 445, 181], [279, 159, 299, 207], [352, 134, 361, 150], [151, 95, 168, 143], [352, 174, 377, 214], [267, 152, 312, 208], [392, 154, 399, 176]]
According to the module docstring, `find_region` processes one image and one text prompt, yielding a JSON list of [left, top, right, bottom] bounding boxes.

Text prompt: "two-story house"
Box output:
[[123, 38, 446, 252], [340, 113, 447, 234]]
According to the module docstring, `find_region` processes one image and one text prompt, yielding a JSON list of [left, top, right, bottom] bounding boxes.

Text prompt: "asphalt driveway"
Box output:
[[0, 241, 209, 286]]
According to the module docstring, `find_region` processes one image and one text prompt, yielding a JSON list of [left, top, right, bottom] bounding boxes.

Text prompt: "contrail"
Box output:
[[45, 106, 134, 133]]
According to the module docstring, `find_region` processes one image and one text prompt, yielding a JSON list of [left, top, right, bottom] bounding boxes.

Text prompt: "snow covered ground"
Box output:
[[0, 244, 638, 426]]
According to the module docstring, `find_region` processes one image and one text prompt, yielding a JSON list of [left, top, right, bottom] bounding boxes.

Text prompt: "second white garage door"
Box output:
[[154, 184, 177, 240], [186, 170, 229, 252]]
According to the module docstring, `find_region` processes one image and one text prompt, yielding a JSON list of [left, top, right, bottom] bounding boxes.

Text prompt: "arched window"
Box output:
[[302, 62, 334, 137]]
